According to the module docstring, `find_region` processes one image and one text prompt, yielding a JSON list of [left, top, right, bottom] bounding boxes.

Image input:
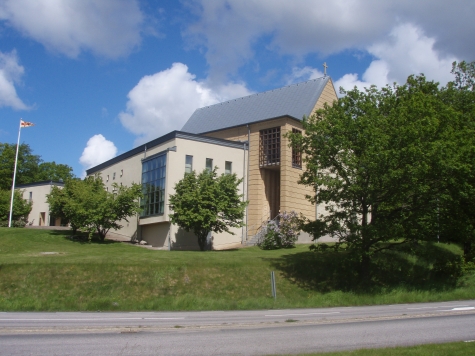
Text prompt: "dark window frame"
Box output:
[[225, 161, 232, 174], [206, 158, 213, 172], [141, 153, 166, 217], [259, 127, 281, 167], [292, 128, 302, 168], [185, 155, 193, 174]]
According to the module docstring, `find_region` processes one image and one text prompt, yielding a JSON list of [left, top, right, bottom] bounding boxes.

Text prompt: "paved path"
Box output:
[[1, 300, 475, 355]]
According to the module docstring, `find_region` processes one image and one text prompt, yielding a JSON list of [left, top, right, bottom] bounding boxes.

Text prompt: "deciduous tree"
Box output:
[[288, 74, 458, 280], [0, 143, 41, 190], [0, 189, 32, 225], [169, 168, 247, 251], [47, 176, 142, 240]]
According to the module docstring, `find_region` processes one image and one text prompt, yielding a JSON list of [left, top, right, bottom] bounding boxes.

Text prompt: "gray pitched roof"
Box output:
[[181, 76, 331, 134]]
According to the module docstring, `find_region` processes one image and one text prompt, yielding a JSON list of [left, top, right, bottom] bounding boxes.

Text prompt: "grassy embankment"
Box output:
[[1, 228, 474, 311], [283, 341, 475, 356]]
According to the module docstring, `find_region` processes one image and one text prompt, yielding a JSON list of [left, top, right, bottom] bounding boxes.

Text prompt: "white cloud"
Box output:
[[334, 24, 458, 93], [0, 50, 29, 110], [0, 0, 143, 58], [286, 66, 325, 85], [119, 62, 251, 144], [79, 134, 117, 177], [367, 24, 457, 86], [186, 0, 473, 81]]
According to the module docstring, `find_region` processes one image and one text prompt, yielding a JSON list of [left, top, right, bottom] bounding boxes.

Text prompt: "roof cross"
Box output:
[[323, 62, 328, 76]]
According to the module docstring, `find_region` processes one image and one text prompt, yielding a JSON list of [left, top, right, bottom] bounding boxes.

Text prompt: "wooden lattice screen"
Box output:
[[259, 127, 281, 167], [292, 128, 302, 168]]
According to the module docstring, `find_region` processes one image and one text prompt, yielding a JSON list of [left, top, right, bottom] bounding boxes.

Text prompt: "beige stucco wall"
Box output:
[[206, 117, 315, 237], [93, 137, 177, 238], [88, 135, 247, 249], [204, 81, 338, 239], [163, 137, 247, 250], [18, 183, 59, 226], [312, 78, 338, 112], [141, 222, 170, 248]]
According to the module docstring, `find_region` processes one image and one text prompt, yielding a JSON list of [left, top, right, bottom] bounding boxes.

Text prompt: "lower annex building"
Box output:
[[86, 76, 338, 249]]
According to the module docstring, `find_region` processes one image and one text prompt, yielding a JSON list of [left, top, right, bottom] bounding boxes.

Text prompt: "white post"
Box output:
[[8, 120, 22, 228], [270, 271, 276, 299]]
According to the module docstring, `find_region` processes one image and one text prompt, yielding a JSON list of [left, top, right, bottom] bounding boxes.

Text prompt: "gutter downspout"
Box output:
[[138, 144, 148, 242], [245, 124, 250, 242], [241, 141, 246, 244]]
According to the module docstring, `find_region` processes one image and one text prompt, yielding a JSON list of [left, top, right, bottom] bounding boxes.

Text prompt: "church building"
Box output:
[[86, 76, 338, 249]]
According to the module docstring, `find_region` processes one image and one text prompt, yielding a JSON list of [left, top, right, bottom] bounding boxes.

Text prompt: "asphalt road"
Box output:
[[1, 300, 475, 355]]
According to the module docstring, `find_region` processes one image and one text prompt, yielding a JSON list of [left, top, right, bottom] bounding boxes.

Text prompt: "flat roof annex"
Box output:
[[86, 130, 247, 175], [16, 180, 65, 188], [181, 76, 331, 134]]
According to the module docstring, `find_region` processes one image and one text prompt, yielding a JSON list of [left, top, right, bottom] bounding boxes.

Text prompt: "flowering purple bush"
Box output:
[[258, 211, 303, 250]]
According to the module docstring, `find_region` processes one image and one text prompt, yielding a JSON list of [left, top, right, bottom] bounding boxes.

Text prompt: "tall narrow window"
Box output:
[[225, 161, 232, 174], [292, 128, 302, 168], [259, 127, 281, 166], [185, 155, 193, 174], [141, 154, 166, 217], [206, 158, 213, 172], [113, 172, 116, 180]]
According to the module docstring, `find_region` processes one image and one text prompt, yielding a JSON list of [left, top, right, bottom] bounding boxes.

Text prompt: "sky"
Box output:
[[0, 0, 473, 178]]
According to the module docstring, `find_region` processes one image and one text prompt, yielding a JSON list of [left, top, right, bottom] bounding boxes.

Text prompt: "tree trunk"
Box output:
[[464, 241, 472, 257], [97, 227, 106, 241], [196, 230, 210, 251], [359, 252, 371, 286]]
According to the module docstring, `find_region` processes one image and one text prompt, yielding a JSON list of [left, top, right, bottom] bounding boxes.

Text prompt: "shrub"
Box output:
[[0, 217, 27, 228], [258, 211, 303, 250], [258, 220, 281, 250]]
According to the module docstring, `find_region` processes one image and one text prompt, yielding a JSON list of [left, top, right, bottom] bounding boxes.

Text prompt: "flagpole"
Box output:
[[8, 119, 22, 228]]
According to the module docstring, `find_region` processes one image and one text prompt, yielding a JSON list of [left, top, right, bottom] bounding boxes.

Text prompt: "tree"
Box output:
[[169, 168, 247, 251], [0, 142, 75, 190], [0, 143, 41, 190], [437, 61, 475, 258], [47, 176, 142, 240], [288, 74, 458, 280], [258, 211, 304, 250], [0, 189, 32, 225], [36, 161, 75, 182]]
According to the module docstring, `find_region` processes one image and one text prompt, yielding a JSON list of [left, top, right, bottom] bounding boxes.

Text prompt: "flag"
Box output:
[[20, 119, 34, 128]]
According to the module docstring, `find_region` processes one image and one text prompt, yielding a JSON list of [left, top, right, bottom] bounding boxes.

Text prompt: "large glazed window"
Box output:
[[141, 154, 166, 217], [259, 127, 281, 167]]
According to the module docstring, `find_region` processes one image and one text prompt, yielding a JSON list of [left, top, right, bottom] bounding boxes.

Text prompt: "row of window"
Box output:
[[140, 154, 234, 218], [185, 155, 233, 175], [106, 169, 123, 182]]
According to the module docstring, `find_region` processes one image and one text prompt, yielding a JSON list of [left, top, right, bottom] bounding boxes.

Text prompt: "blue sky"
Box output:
[[0, 0, 473, 177]]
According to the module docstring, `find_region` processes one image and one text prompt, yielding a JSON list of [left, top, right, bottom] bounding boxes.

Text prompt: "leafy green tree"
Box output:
[[47, 176, 142, 240], [0, 142, 75, 191], [288, 74, 458, 280], [169, 168, 247, 251], [0, 143, 41, 190], [36, 161, 75, 182], [0, 189, 32, 224], [437, 61, 475, 257]]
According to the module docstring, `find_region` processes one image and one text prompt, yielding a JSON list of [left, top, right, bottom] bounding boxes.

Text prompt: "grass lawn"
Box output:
[[1, 228, 474, 311], [283, 341, 475, 355]]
